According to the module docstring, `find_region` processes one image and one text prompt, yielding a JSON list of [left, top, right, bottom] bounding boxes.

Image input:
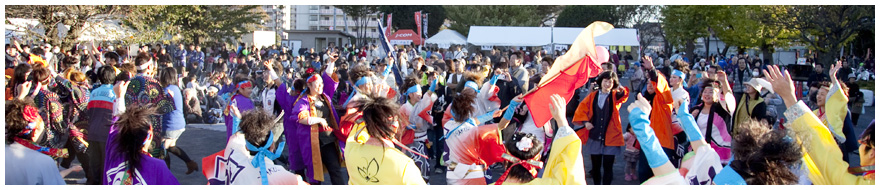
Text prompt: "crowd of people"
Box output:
[[4, 36, 875, 185]]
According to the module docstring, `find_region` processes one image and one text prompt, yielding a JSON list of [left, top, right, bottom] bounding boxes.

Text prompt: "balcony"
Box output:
[[319, 9, 344, 15]]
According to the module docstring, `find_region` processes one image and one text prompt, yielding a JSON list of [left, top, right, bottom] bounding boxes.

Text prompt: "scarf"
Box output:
[[245, 131, 286, 185]]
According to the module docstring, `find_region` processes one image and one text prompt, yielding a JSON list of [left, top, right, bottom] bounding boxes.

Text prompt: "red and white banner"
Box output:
[[414, 11, 422, 43], [523, 21, 613, 128], [385, 14, 393, 39]]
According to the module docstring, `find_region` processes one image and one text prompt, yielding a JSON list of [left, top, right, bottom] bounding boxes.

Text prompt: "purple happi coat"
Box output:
[[288, 72, 341, 184], [103, 121, 180, 185], [224, 93, 255, 140]]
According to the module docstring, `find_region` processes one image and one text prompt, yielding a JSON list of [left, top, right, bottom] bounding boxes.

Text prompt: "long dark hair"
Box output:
[[8, 63, 32, 93], [158, 67, 178, 88], [113, 105, 157, 177], [730, 119, 802, 185], [356, 95, 400, 142]]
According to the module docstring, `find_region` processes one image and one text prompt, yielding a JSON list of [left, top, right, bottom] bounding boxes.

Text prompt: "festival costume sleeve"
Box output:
[[322, 72, 340, 100], [824, 81, 849, 144], [784, 101, 873, 185], [525, 124, 587, 185], [573, 91, 595, 143], [650, 74, 676, 150], [676, 101, 705, 142], [628, 107, 670, 169], [475, 82, 502, 116], [402, 160, 429, 185]]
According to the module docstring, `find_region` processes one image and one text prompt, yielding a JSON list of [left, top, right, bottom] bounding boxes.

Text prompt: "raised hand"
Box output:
[[627, 93, 652, 114], [15, 81, 32, 99], [763, 65, 797, 108], [549, 94, 567, 124]]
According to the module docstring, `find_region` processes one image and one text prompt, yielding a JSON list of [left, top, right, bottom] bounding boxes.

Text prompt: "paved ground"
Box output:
[[62, 72, 875, 185]]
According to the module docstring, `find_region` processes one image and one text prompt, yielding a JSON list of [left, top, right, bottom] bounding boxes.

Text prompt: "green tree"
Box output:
[[556, 5, 643, 28], [443, 5, 550, 36], [337, 5, 381, 46], [5, 5, 127, 50], [661, 5, 720, 62], [780, 5, 874, 67], [125, 5, 265, 45], [709, 5, 799, 65], [378, 5, 446, 38]]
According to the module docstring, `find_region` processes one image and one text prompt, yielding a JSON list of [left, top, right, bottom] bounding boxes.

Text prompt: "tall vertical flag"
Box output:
[[385, 14, 393, 39], [423, 13, 429, 46], [414, 11, 423, 45], [377, 18, 393, 56], [522, 21, 614, 128]]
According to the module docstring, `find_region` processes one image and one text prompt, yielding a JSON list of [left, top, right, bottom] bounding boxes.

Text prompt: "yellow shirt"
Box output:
[[785, 101, 874, 185], [522, 125, 587, 185], [344, 125, 426, 185]]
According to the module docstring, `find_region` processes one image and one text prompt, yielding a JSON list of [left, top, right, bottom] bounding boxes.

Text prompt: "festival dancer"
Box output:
[[157, 67, 199, 174], [5, 99, 69, 185], [343, 95, 427, 185], [223, 109, 306, 185], [756, 65, 874, 185], [440, 72, 505, 185], [626, 94, 687, 185], [494, 94, 586, 185], [572, 71, 629, 185], [125, 53, 175, 160], [224, 75, 256, 140], [689, 72, 735, 165], [103, 105, 179, 185], [397, 74, 439, 183], [290, 53, 346, 185]]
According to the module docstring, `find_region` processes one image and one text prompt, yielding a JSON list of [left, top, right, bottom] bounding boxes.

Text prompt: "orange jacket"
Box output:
[[649, 74, 675, 149], [573, 87, 629, 146]]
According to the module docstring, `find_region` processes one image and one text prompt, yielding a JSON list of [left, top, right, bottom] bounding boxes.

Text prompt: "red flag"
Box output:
[[414, 11, 422, 43], [201, 150, 226, 185], [523, 22, 613, 128], [385, 14, 393, 39]]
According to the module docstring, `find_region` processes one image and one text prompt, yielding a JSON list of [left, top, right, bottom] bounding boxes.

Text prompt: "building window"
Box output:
[[309, 15, 318, 21], [309, 5, 318, 10], [323, 6, 330, 9], [310, 26, 318, 30], [324, 17, 330, 21], [371, 29, 376, 32]]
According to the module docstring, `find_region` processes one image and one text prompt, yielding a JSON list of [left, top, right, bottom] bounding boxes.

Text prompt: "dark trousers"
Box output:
[[317, 143, 346, 185], [637, 147, 676, 183], [164, 146, 193, 168], [590, 154, 615, 185], [85, 141, 106, 185], [61, 138, 91, 183]]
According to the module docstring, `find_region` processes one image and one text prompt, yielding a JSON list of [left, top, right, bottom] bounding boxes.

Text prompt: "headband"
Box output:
[[307, 75, 319, 83], [672, 69, 688, 87], [237, 80, 252, 89], [464, 81, 480, 93], [20, 105, 41, 136], [137, 59, 153, 70], [355, 76, 370, 87], [404, 85, 421, 96], [495, 153, 544, 185]]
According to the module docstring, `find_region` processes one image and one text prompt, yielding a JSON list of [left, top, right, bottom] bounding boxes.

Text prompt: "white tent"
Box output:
[[465, 26, 639, 47], [552, 28, 639, 46], [425, 29, 467, 49], [467, 26, 551, 46]]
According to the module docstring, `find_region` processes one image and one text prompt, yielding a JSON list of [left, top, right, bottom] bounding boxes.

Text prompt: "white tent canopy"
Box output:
[[425, 29, 467, 49], [552, 27, 639, 46], [467, 26, 551, 46], [465, 26, 639, 47]]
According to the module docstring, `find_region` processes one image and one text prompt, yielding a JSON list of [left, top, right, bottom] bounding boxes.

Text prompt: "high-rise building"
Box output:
[[289, 5, 382, 40]]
